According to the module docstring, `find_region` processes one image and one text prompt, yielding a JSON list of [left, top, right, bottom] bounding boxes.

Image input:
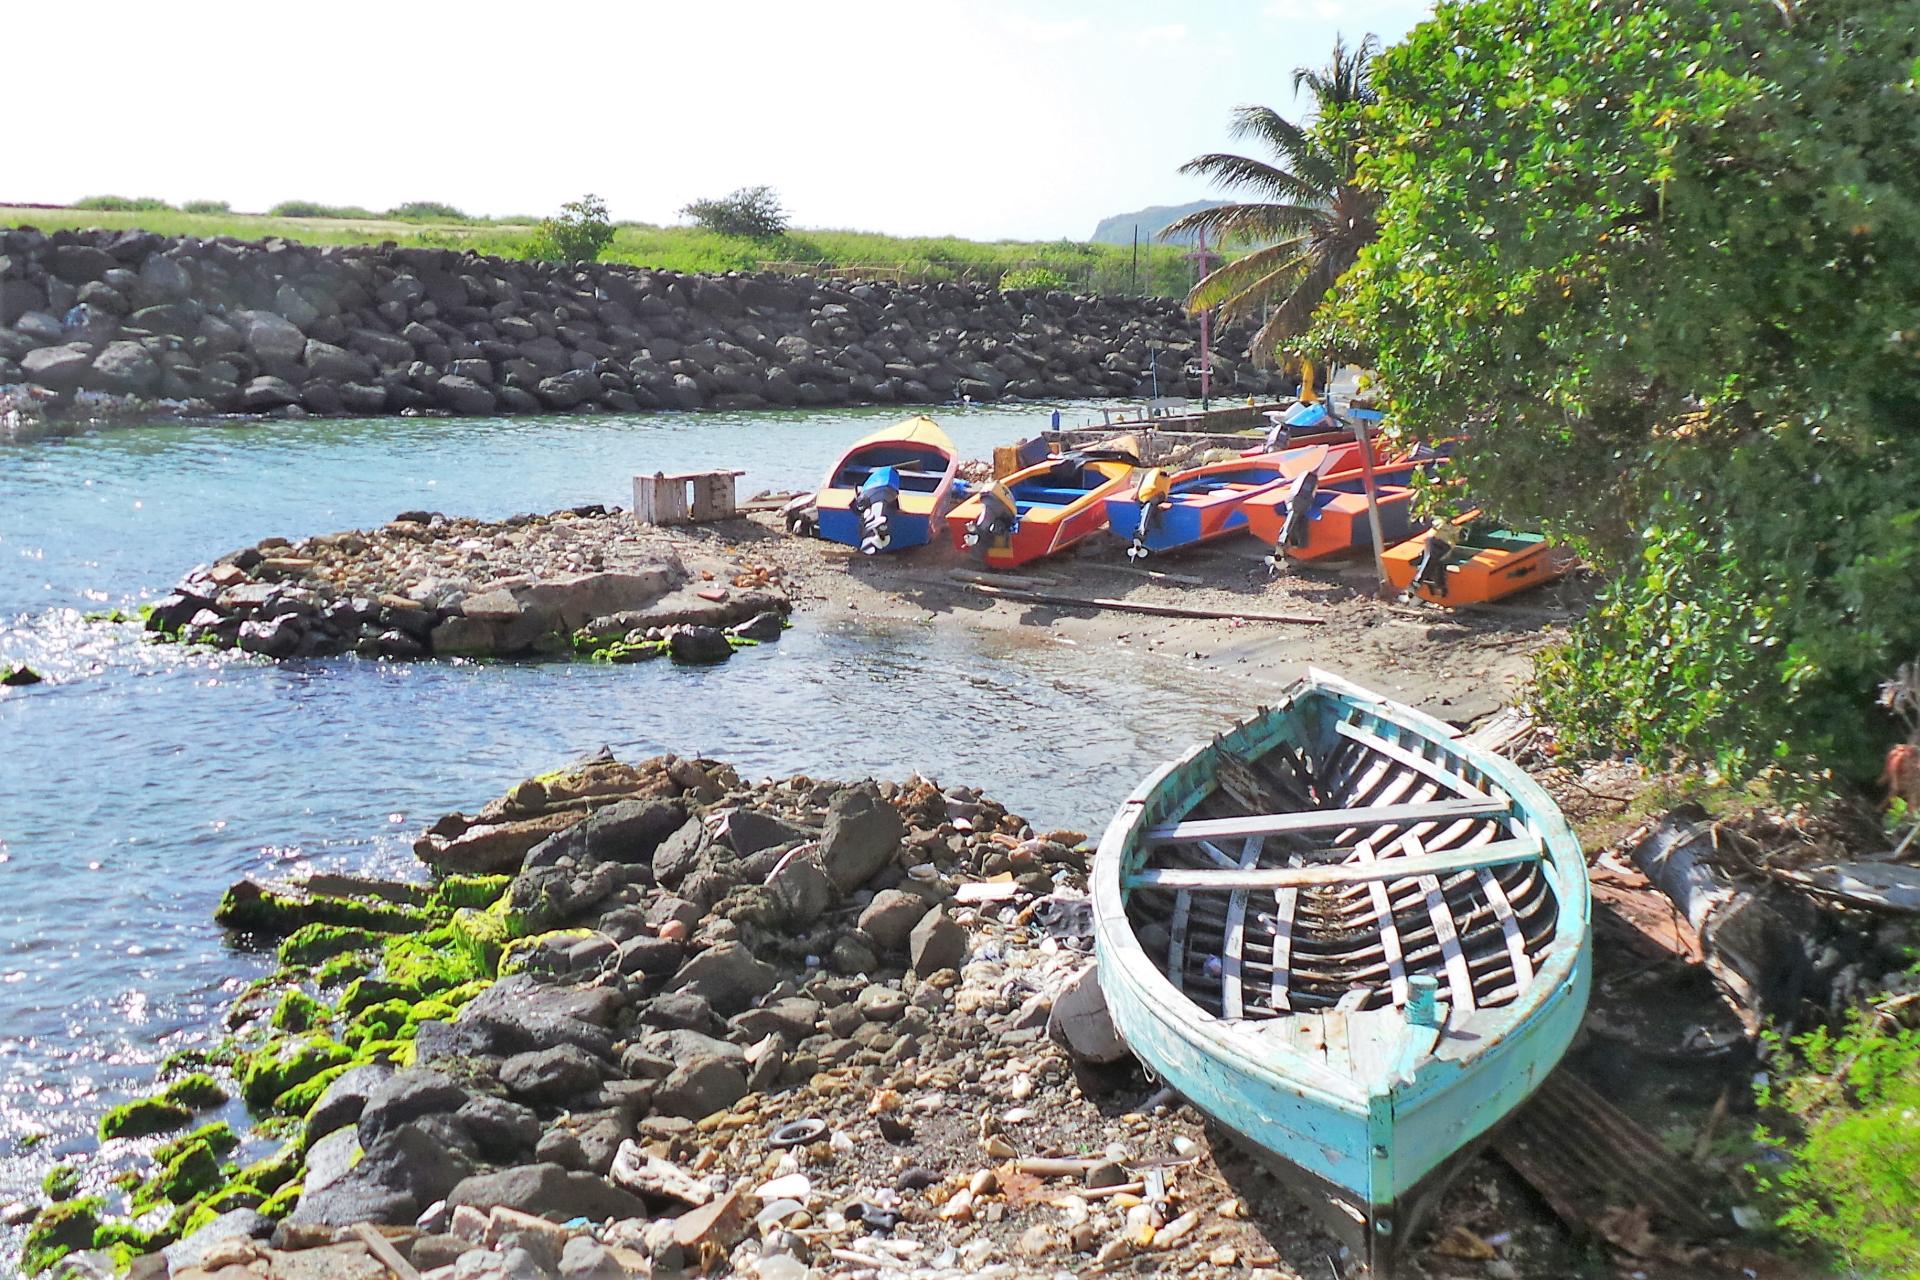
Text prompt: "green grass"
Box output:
[[0, 205, 1199, 296]]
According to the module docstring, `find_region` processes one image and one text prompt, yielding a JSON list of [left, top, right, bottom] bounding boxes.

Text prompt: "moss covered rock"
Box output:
[[152, 1121, 238, 1167], [162, 1072, 229, 1110], [40, 1163, 79, 1201], [430, 874, 512, 912], [216, 881, 424, 936], [133, 1136, 223, 1209], [278, 923, 390, 965], [22, 1196, 103, 1275], [272, 989, 329, 1033], [236, 1141, 300, 1196], [98, 1096, 191, 1142], [314, 949, 377, 986], [240, 1034, 352, 1111]]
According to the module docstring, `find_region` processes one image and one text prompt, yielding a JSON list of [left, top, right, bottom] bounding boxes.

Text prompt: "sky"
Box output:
[[9, 0, 1432, 242]]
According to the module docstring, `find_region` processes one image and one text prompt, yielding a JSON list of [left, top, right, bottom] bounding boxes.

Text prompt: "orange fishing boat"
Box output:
[[1383, 512, 1576, 605], [1243, 453, 1443, 563], [945, 437, 1141, 569]]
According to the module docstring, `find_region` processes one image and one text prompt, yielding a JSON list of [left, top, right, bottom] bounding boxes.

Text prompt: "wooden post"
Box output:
[[1349, 406, 1393, 596]]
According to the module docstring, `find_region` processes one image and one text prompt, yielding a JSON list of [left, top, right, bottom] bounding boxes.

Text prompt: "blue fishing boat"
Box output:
[[1092, 670, 1590, 1276]]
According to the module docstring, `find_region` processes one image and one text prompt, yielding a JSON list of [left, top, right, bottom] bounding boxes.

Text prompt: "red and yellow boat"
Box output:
[[1382, 511, 1577, 605], [1244, 456, 1430, 563], [944, 438, 1141, 569]]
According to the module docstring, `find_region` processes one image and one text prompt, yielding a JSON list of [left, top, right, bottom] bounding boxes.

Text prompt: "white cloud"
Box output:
[[1135, 22, 1190, 46]]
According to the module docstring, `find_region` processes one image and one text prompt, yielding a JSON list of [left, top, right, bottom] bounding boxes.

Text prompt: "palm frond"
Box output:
[[1185, 240, 1309, 314], [1174, 152, 1324, 206], [1161, 201, 1326, 246]]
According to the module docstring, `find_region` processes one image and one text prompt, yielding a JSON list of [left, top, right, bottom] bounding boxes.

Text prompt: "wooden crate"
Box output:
[[633, 470, 744, 526]]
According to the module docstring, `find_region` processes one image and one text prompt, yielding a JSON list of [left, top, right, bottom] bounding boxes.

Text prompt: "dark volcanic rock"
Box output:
[[524, 797, 686, 870], [500, 1044, 605, 1106], [651, 1054, 749, 1119], [445, 1162, 646, 1221], [357, 1069, 470, 1143], [666, 942, 777, 1015], [818, 783, 904, 892]]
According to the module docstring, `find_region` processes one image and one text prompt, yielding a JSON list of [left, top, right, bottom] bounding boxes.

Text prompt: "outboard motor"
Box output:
[[1413, 529, 1454, 594], [853, 466, 902, 555], [1264, 399, 1330, 452], [1128, 468, 1172, 561], [964, 481, 1019, 560], [1266, 468, 1321, 574], [781, 492, 820, 538]]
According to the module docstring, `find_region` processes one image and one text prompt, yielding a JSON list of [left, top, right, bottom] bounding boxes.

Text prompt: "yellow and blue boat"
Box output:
[[813, 416, 965, 555], [1092, 671, 1590, 1276]]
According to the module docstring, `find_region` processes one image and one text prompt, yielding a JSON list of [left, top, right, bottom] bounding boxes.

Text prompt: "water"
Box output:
[[0, 405, 1250, 1227]]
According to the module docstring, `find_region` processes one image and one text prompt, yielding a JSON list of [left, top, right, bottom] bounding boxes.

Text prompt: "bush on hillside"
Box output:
[[523, 194, 615, 263], [72, 196, 173, 212], [681, 185, 789, 240], [999, 266, 1070, 292], [385, 201, 471, 223], [267, 200, 377, 220], [180, 200, 230, 214]]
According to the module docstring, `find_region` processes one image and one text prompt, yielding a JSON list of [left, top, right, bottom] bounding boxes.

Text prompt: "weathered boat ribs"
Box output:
[[1125, 717, 1558, 1022]]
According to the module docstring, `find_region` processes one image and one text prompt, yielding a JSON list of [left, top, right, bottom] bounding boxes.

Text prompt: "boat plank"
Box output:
[[1479, 867, 1534, 989], [1146, 798, 1509, 845], [1168, 891, 1191, 991], [1268, 887, 1299, 1013], [1127, 838, 1541, 890], [1220, 835, 1263, 1019], [1335, 718, 1500, 802]]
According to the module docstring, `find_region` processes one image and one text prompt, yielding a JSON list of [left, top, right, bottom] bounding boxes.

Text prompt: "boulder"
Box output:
[[500, 1045, 605, 1106], [433, 374, 498, 415], [818, 783, 904, 892], [85, 340, 159, 395], [524, 797, 686, 870], [415, 811, 580, 875], [445, 1163, 646, 1222], [21, 344, 93, 392], [132, 254, 193, 307], [651, 1055, 749, 1119], [305, 1063, 395, 1142], [453, 1094, 542, 1160], [1046, 964, 1131, 1064], [767, 852, 837, 926], [535, 368, 599, 409], [858, 888, 935, 952], [717, 808, 811, 856], [240, 375, 302, 411], [665, 942, 777, 1015], [49, 243, 114, 283], [667, 625, 731, 664], [357, 1069, 471, 1143], [162, 1209, 272, 1274], [448, 975, 621, 1059], [290, 1116, 479, 1226], [242, 310, 308, 362], [730, 612, 786, 642], [909, 908, 969, 976], [650, 817, 711, 888], [303, 339, 372, 383]]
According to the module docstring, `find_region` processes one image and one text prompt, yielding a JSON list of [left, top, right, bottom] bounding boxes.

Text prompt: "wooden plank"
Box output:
[[1416, 835, 1477, 1014], [350, 1224, 425, 1280], [1478, 866, 1534, 990], [1168, 891, 1191, 992], [1220, 835, 1262, 1019], [1335, 718, 1497, 801], [965, 582, 1323, 625], [1269, 887, 1298, 1013], [1145, 797, 1509, 845], [1126, 838, 1541, 891]]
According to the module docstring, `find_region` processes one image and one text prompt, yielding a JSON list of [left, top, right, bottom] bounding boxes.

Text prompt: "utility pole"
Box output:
[[1184, 229, 1222, 410], [1130, 225, 1139, 296]]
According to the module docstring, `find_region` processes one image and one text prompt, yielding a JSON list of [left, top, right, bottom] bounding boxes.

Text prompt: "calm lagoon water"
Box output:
[[0, 404, 1248, 1223]]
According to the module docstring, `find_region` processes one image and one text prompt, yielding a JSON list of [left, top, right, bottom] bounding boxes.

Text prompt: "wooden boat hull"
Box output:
[[1243, 461, 1426, 562], [1103, 442, 1362, 557], [814, 416, 963, 554], [1092, 671, 1590, 1275], [943, 454, 1136, 569], [1382, 511, 1576, 605]]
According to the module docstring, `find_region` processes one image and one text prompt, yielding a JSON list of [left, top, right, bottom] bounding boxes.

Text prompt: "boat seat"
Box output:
[[1016, 486, 1091, 504]]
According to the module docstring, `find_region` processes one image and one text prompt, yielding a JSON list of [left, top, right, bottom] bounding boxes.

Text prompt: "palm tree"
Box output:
[[1164, 34, 1381, 365]]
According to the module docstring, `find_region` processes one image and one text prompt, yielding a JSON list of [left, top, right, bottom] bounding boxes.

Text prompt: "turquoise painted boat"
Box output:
[[1092, 671, 1589, 1276]]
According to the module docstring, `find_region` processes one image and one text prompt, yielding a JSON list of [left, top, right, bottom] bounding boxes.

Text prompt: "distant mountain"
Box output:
[[1089, 200, 1231, 246]]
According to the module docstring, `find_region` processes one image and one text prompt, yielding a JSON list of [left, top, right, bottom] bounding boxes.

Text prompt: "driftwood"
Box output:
[[1769, 861, 1920, 915], [965, 582, 1323, 626], [1629, 805, 1821, 1033], [947, 568, 1061, 590]]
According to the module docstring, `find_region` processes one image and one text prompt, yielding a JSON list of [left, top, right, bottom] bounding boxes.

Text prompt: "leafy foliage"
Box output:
[[1318, 0, 1920, 781], [681, 185, 789, 240], [525, 193, 616, 263], [1756, 994, 1920, 1276], [267, 199, 377, 220], [179, 199, 229, 214], [384, 200, 469, 222], [999, 266, 1070, 291], [71, 195, 172, 212], [1165, 35, 1381, 363]]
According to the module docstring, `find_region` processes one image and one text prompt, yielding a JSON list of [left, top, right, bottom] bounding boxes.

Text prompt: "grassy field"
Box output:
[[0, 203, 1201, 297]]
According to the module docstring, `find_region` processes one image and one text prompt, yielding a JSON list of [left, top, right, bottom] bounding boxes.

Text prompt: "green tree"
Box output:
[[680, 185, 789, 240], [1316, 0, 1920, 782], [1162, 35, 1380, 364], [526, 194, 615, 262]]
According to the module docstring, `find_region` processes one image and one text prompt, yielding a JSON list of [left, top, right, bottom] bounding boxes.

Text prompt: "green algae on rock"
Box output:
[[97, 1097, 192, 1143]]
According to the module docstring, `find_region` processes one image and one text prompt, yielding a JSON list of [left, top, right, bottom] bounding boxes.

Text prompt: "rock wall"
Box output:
[[0, 226, 1290, 418]]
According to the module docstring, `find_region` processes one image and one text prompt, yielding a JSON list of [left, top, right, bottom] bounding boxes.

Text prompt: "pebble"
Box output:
[[1084, 1160, 1128, 1189], [981, 1134, 1017, 1159], [753, 1173, 812, 1201], [968, 1169, 998, 1196]]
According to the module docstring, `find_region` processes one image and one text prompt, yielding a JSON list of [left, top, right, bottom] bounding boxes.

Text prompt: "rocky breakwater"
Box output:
[[0, 225, 1293, 426], [140, 507, 789, 663], [28, 749, 1324, 1280]]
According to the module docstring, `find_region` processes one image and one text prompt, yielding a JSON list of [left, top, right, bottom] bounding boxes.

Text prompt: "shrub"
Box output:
[[180, 199, 230, 214], [999, 266, 1070, 292], [385, 201, 469, 222], [71, 195, 172, 212], [267, 200, 377, 220], [1756, 995, 1920, 1277], [681, 185, 789, 240], [524, 193, 615, 263]]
